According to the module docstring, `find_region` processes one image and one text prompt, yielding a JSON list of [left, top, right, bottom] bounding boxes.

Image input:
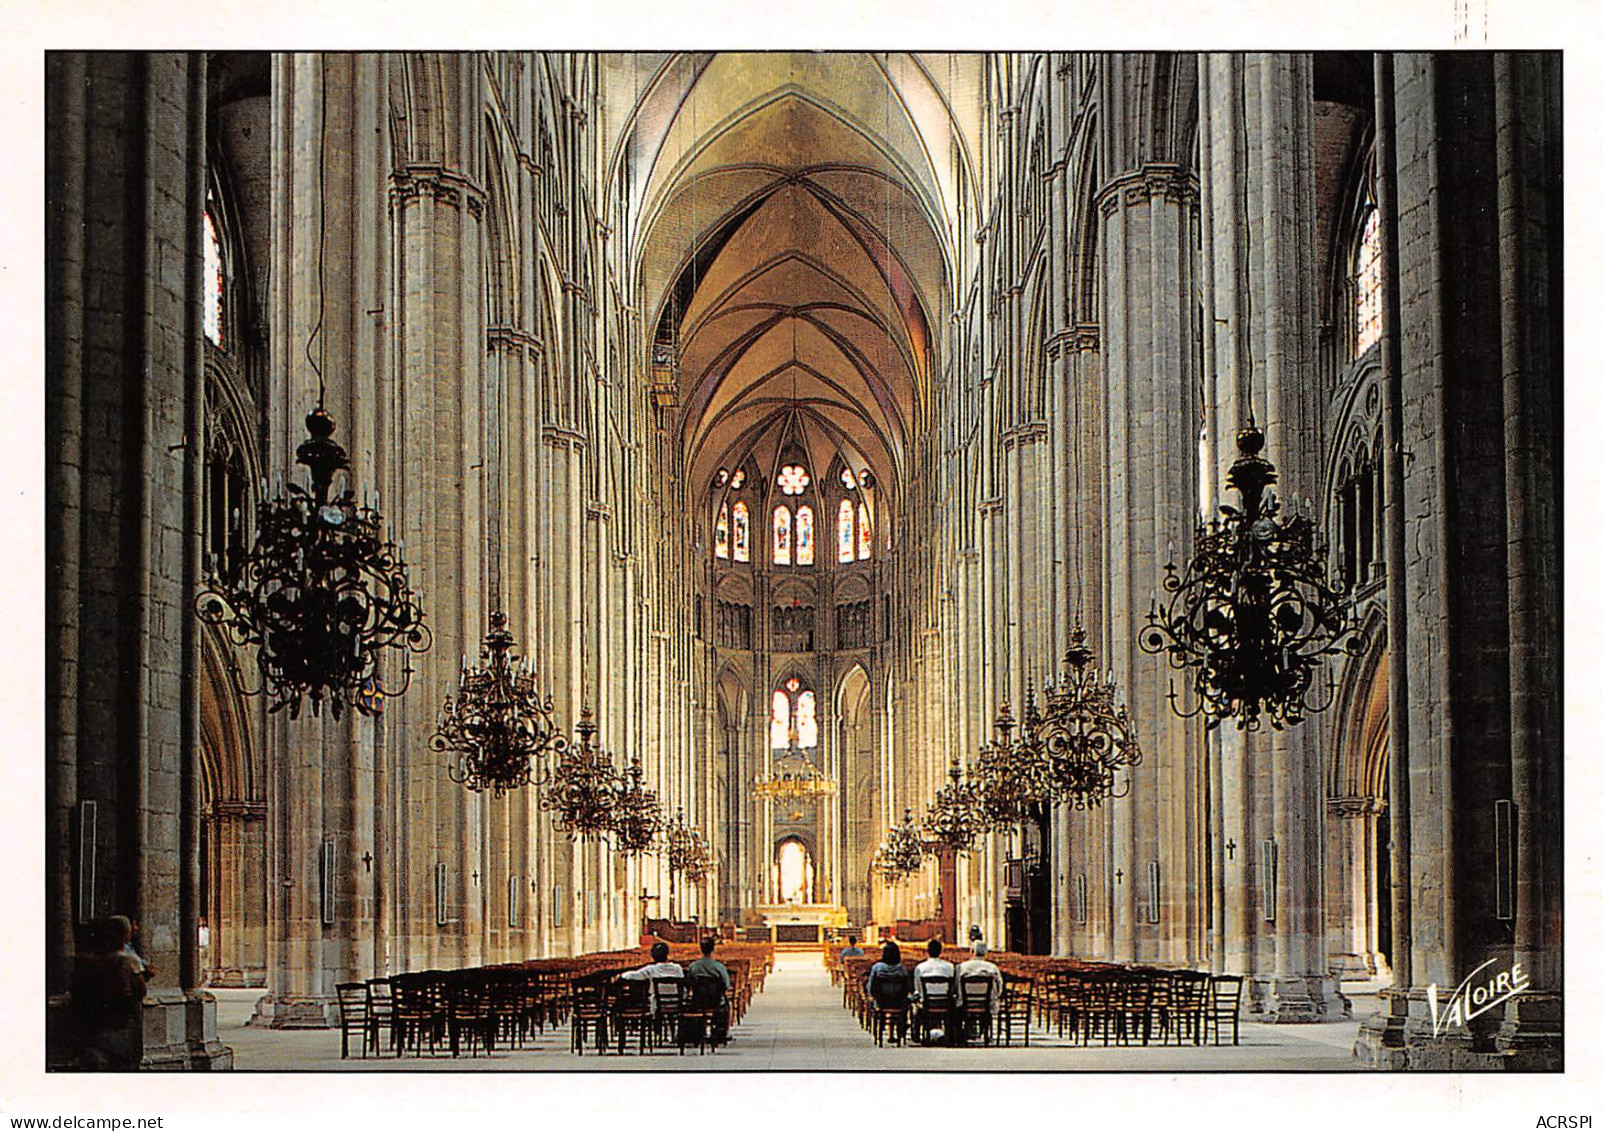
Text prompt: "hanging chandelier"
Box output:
[[923, 758, 986, 853], [610, 755, 664, 856], [433, 612, 565, 795], [873, 807, 928, 883], [973, 692, 1054, 829], [753, 753, 837, 802], [665, 808, 713, 883], [1140, 424, 1363, 730], [197, 408, 431, 719], [1039, 627, 1143, 809], [537, 707, 619, 839]]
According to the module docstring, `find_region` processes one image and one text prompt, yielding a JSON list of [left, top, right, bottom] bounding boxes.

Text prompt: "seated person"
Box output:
[[910, 938, 956, 1043], [864, 941, 906, 1002], [840, 934, 864, 958], [686, 935, 732, 1043], [956, 940, 1005, 1019], [68, 916, 147, 1070], [620, 940, 685, 1013]]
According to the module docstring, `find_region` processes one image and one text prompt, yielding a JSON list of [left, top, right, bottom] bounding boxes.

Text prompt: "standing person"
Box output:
[[68, 916, 146, 1069], [115, 916, 149, 985], [686, 936, 732, 1045]]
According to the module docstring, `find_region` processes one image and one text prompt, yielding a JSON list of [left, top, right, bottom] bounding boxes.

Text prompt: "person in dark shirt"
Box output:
[[68, 916, 146, 1069], [686, 935, 731, 994], [865, 941, 906, 999], [841, 933, 864, 958], [686, 936, 732, 1045]]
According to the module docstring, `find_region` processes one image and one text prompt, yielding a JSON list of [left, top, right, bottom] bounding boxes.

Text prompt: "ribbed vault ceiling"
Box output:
[[605, 52, 984, 508]]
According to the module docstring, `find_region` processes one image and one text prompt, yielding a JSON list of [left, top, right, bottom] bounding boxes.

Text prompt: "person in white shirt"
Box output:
[[620, 940, 685, 1014], [910, 938, 956, 1043], [955, 941, 1004, 1016]]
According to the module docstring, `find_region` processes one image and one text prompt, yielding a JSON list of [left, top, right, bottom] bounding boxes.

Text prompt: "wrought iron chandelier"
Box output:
[[973, 693, 1055, 829], [873, 807, 928, 883], [537, 707, 619, 839], [1040, 628, 1143, 809], [611, 755, 665, 856], [1140, 424, 1362, 730], [923, 758, 986, 853], [665, 808, 713, 883], [433, 612, 564, 795], [197, 408, 431, 719], [753, 753, 837, 802]]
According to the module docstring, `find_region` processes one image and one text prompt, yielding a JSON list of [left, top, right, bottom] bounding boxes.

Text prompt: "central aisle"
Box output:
[[219, 952, 1365, 1071]]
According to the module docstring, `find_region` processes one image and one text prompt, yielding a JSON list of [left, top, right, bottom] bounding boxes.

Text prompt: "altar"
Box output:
[[754, 903, 848, 944]]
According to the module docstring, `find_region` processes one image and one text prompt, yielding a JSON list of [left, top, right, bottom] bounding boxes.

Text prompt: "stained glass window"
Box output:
[[841, 467, 857, 491], [773, 505, 792, 565], [771, 690, 791, 749], [838, 500, 855, 563], [1354, 208, 1383, 359], [733, 501, 750, 562], [857, 503, 872, 560], [715, 469, 730, 487], [797, 690, 818, 748], [203, 210, 224, 347], [731, 469, 746, 489], [715, 503, 729, 559], [778, 464, 810, 495], [797, 506, 814, 565]]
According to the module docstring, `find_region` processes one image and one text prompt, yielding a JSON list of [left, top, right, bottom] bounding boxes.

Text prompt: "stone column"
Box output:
[[1198, 52, 1344, 1021], [45, 50, 231, 1068], [250, 52, 398, 1025], [1097, 155, 1202, 966], [1490, 52, 1562, 1068], [205, 802, 268, 986]]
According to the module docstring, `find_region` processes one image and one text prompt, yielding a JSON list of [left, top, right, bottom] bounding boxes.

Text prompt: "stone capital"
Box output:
[[389, 163, 488, 217], [487, 325, 544, 359], [1095, 163, 1199, 215]]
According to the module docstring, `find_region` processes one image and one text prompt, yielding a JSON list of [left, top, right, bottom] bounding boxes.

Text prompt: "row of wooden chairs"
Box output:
[[838, 958, 1033, 1048], [1032, 969, 1244, 1047], [335, 940, 774, 1059], [573, 972, 730, 1056], [832, 948, 1247, 1051]]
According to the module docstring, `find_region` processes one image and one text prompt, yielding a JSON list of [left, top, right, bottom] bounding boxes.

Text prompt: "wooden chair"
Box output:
[[914, 973, 956, 1045], [1165, 971, 1210, 1046], [569, 975, 611, 1055], [652, 976, 689, 1054], [868, 967, 911, 1047], [958, 974, 997, 1046], [997, 975, 1033, 1047], [390, 972, 445, 1056], [364, 978, 394, 1057], [1205, 974, 1244, 1046], [610, 978, 654, 1055], [1114, 971, 1153, 1046], [335, 982, 369, 1059], [445, 973, 496, 1057], [681, 974, 726, 1054]]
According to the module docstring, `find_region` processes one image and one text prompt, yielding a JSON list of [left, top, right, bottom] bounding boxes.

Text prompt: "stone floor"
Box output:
[[216, 953, 1368, 1071]]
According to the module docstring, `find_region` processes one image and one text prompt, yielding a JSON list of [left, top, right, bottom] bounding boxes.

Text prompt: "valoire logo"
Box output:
[[1427, 958, 1529, 1037]]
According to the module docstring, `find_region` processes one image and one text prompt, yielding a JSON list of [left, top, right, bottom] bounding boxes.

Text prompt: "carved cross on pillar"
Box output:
[[1225, 839, 1237, 860], [471, 870, 480, 886], [361, 852, 373, 873], [1114, 869, 1123, 885]]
